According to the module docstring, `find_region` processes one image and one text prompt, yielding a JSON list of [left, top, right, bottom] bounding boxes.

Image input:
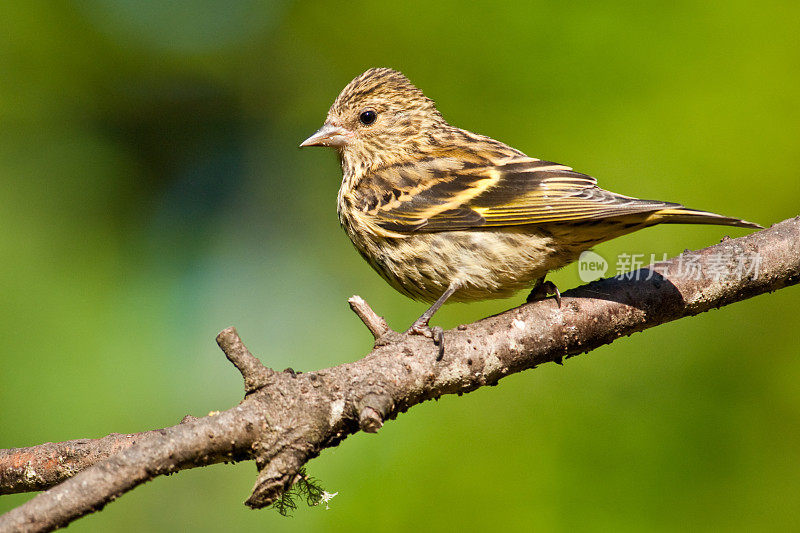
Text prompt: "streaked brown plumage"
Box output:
[[301, 67, 761, 341]]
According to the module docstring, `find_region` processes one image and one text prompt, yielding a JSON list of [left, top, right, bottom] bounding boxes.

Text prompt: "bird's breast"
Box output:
[[337, 211, 564, 303]]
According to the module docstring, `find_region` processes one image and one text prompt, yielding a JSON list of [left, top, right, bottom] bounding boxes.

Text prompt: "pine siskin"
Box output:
[[301, 68, 761, 347]]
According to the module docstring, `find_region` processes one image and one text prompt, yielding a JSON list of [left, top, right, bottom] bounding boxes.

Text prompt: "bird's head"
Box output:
[[301, 68, 445, 171]]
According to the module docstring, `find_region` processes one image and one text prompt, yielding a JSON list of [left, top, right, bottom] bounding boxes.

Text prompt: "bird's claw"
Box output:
[[407, 323, 445, 360], [526, 280, 562, 308]]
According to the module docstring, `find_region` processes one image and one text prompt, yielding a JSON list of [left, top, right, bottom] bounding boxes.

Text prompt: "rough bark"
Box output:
[[1, 216, 798, 533]]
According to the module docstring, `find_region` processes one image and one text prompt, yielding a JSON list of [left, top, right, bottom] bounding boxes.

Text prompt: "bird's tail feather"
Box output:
[[651, 207, 762, 229]]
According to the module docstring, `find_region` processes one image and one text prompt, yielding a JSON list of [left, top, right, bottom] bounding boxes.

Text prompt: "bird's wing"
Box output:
[[366, 158, 679, 233]]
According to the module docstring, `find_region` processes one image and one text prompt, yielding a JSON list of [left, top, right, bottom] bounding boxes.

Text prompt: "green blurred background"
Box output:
[[1, 1, 798, 531]]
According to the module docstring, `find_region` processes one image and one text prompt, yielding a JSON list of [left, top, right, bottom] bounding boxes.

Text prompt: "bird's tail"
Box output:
[[650, 207, 762, 229]]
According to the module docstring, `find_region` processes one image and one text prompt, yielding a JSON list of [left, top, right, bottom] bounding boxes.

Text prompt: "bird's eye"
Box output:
[[359, 110, 377, 126]]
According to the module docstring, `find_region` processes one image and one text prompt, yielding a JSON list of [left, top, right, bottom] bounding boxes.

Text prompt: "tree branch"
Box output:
[[348, 295, 390, 339], [0, 427, 189, 495], [215, 327, 276, 393], [1, 216, 798, 532]]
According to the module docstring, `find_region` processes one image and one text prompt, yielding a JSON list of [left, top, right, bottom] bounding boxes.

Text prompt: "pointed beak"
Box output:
[[300, 123, 352, 148]]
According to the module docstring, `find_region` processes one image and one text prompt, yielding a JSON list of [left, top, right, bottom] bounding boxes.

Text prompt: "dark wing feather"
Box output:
[[367, 158, 679, 233]]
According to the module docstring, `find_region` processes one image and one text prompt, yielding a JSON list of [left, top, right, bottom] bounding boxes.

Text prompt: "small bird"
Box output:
[[301, 68, 760, 350]]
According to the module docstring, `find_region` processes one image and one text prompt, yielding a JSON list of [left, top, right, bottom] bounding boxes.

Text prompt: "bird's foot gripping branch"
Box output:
[[1, 217, 799, 533]]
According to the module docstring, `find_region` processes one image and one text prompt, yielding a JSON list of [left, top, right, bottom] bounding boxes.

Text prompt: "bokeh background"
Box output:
[[1, 1, 799, 531]]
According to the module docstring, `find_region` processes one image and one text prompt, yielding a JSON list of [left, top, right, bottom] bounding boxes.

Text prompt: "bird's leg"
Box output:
[[408, 279, 462, 360], [409, 280, 461, 333], [526, 276, 562, 307]]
